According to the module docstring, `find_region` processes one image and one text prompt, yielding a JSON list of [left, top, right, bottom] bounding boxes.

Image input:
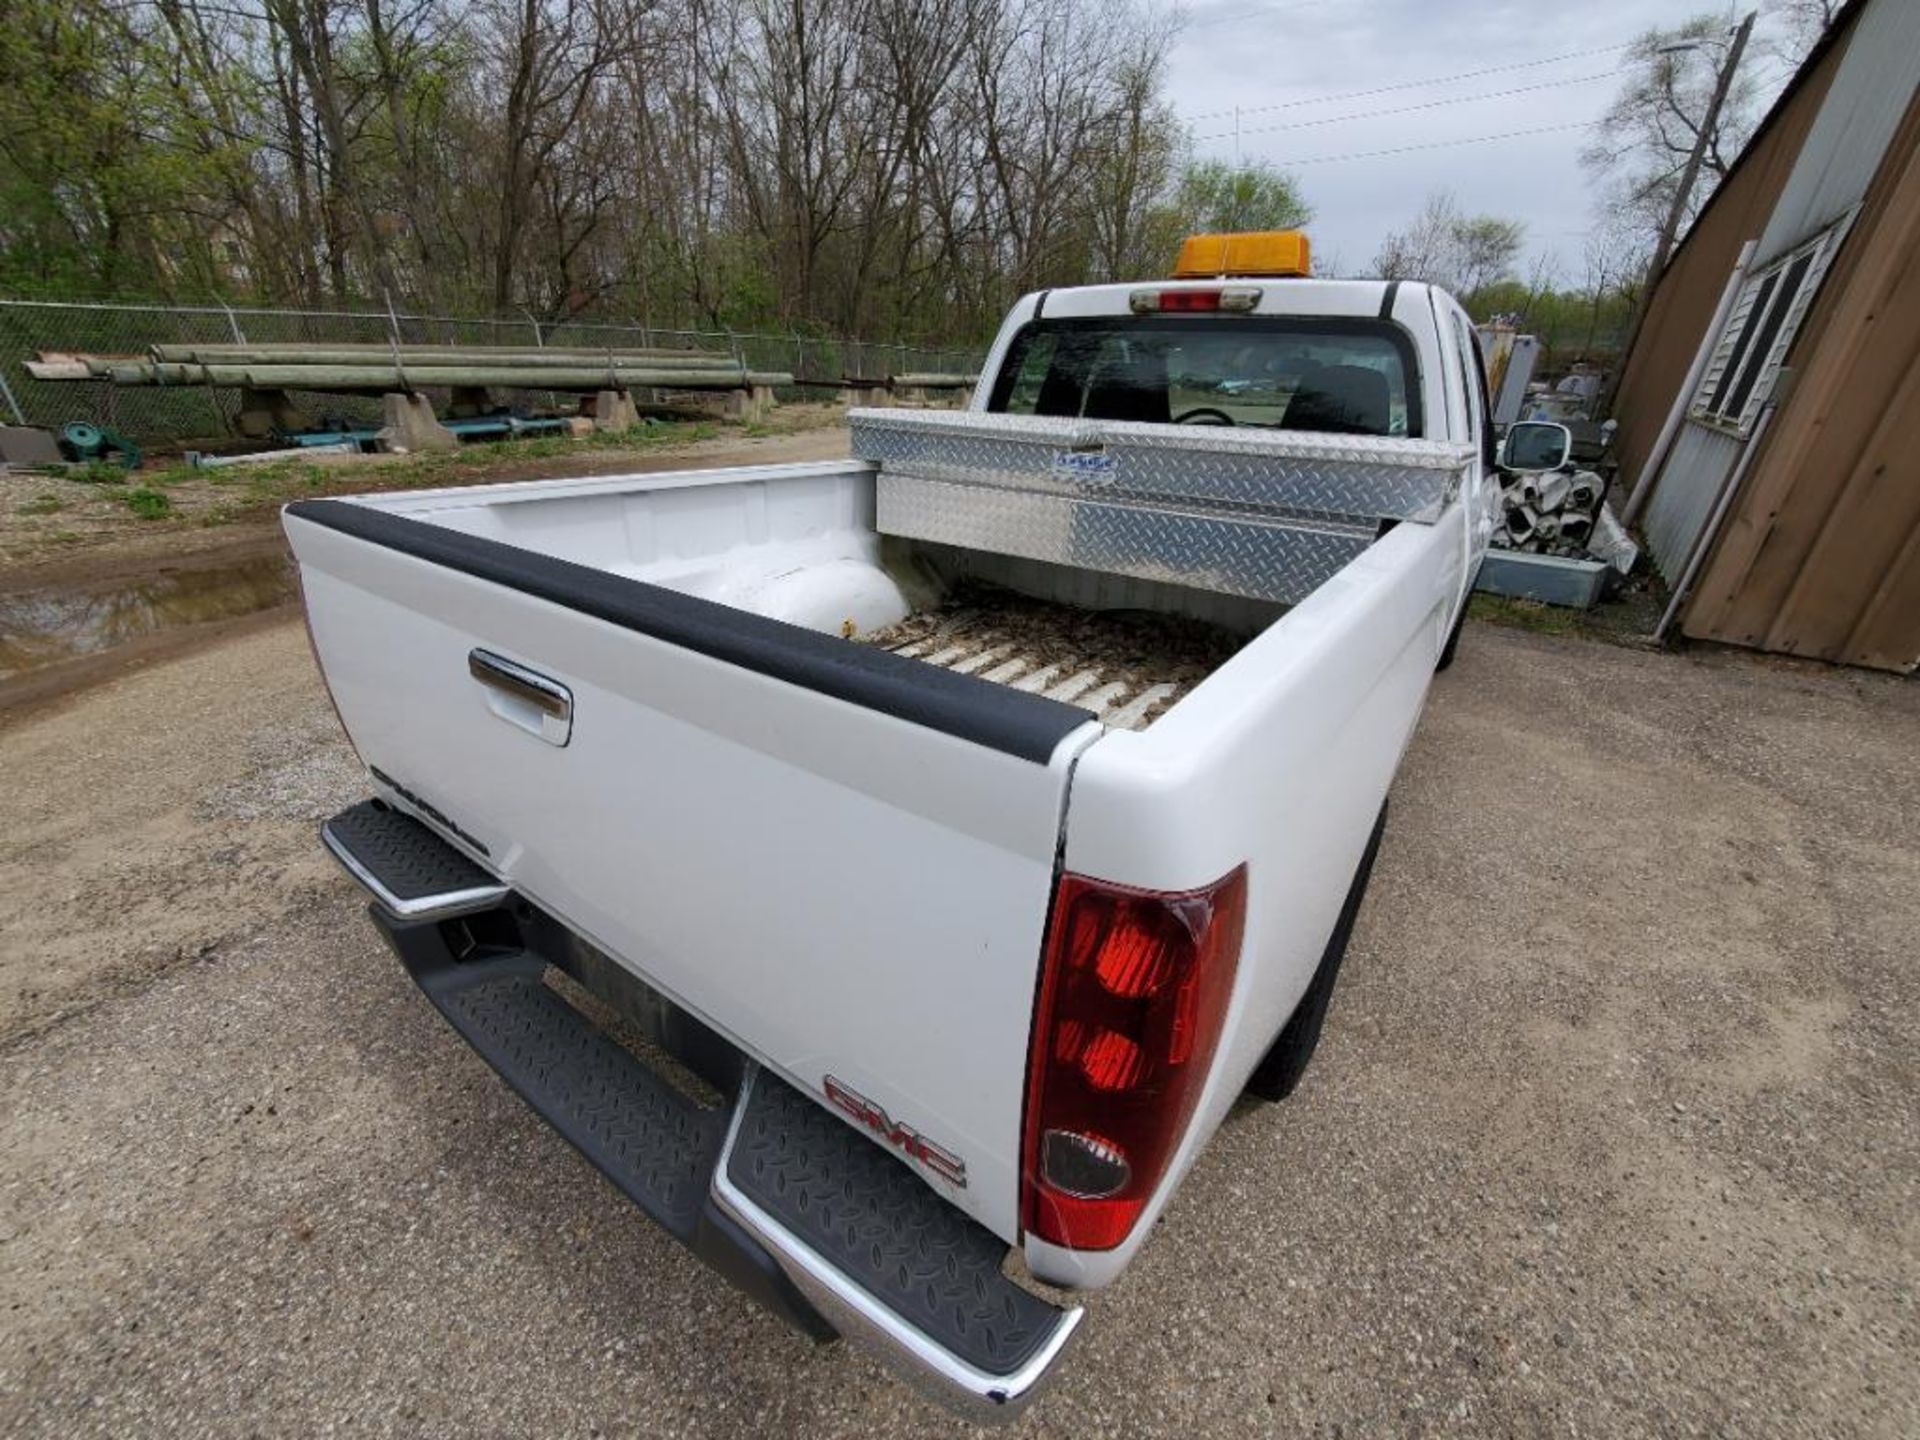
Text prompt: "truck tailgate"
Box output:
[[285, 498, 1098, 1240]]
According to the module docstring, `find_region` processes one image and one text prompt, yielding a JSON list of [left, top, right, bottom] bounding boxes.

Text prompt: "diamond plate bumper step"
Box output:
[[404, 948, 728, 1239], [321, 798, 508, 919], [343, 813, 1081, 1422], [715, 1068, 1083, 1416]]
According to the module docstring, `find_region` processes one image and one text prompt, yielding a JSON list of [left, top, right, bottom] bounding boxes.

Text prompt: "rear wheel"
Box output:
[[1243, 801, 1389, 1102]]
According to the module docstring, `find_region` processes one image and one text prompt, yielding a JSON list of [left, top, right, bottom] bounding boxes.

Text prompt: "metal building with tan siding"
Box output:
[[1608, 0, 1920, 674]]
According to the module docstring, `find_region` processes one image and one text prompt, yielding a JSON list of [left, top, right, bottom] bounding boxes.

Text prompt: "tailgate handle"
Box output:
[[469, 648, 572, 746]]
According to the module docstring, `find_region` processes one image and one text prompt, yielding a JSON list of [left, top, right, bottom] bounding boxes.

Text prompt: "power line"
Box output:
[[1182, 41, 1634, 123], [1192, 68, 1625, 143], [1247, 120, 1597, 168], [1186, 0, 1347, 30]]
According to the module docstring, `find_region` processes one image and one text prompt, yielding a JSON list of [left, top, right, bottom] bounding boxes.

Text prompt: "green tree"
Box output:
[[0, 1, 206, 295], [1170, 160, 1312, 235]]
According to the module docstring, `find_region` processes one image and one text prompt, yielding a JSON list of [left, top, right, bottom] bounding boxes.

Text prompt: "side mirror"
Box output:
[[1500, 420, 1572, 472]]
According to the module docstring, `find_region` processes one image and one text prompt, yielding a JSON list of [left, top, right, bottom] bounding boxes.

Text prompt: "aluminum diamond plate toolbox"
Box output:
[[849, 408, 1474, 523], [852, 407, 1473, 604], [879, 474, 1374, 605]]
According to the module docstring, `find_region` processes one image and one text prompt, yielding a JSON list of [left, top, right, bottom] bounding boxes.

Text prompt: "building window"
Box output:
[[1692, 213, 1853, 435]]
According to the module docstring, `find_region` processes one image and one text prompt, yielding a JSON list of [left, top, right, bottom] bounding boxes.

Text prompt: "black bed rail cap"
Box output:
[[286, 498, 1094, 764]]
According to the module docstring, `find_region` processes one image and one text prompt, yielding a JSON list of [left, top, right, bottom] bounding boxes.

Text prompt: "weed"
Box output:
[[69, 459, 131, 485], [157, 416, 728, 530], [1467, 593, 1581, 637], [16, 495, 63, 516], [121, 486, 175, 519]]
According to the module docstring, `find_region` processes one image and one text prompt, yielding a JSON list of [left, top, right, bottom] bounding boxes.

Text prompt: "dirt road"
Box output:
[[2, 609, 1915, 1435]]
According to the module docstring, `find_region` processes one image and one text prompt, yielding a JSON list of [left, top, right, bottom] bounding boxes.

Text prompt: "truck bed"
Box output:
[[283, 444, 1472, 1269], [862, 585, 1244, 732]]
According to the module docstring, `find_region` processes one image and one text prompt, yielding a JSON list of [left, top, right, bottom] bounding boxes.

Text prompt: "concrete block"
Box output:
[[586, 388, 640, 432], [0, 425, 63, 467], [234, 387, 308, 440], [720, 388, 756, 422], [1475, 549, 1610, 609], [374, 392, 458, 453]]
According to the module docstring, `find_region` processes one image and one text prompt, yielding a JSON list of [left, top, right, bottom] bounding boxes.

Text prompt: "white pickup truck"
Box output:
[[288, 238, 1497, 1418]]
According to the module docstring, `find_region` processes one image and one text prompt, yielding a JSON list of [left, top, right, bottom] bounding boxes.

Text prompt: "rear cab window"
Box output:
[[987, 316, 1422, 437]]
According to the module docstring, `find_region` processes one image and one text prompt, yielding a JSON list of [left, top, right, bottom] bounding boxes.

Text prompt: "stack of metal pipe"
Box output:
[[1498, 467, 1607, 556], [886, 372, 979, 391], [25, 344, 792, 393]]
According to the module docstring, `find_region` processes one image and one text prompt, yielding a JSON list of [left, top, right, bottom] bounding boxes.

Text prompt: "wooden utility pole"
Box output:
[[1598, 11, 1757, 418]]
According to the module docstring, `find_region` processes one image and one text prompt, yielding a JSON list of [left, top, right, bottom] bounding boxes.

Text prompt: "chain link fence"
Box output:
[[0, 298, 984, 447]]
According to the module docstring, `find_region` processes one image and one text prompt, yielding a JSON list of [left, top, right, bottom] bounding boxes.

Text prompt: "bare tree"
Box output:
[[1, 0, 1191, 344], [1766, 0, 1841, 65], [1580, 13, 1764, 250], [1374, 191, 1458, 284]]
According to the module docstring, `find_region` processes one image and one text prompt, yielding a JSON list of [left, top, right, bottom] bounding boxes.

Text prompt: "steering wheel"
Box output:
[[1172, 407, 1236, 426]]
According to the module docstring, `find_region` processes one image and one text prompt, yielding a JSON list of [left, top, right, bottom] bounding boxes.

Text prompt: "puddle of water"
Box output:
[[0, 555, 297, 678]]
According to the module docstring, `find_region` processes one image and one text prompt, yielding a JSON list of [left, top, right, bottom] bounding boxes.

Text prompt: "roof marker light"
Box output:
[[1128, 287, 1262, 315]]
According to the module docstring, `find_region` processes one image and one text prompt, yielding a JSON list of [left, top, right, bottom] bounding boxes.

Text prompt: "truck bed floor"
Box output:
[[861, 586, 1245, 731]]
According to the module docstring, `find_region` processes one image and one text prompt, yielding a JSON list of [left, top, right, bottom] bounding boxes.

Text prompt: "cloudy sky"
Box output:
[[1162, 0, 1798, 281]]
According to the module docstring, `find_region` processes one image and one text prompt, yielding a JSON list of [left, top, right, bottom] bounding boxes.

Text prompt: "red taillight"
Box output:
[[1021, 865, 1247, 1251], [1157, 289, 1222, 312]]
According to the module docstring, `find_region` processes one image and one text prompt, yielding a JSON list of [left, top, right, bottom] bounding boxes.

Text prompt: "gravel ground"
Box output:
[[1, 617, 1915, 1438]]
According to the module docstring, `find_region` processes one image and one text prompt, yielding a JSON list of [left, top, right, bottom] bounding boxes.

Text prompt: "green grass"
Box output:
[[139, 461, 199, 487], [122, 417, 732, 534], [120, 486, 175, 519], [1467, 593, 1583, 637], [69, 459, 132, 485], [16, 495, 63, 516]]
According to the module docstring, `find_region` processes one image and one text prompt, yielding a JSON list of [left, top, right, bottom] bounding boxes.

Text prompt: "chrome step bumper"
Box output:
[[325, 800, 1080, 1420], [715, 1068, 1083, 1419]]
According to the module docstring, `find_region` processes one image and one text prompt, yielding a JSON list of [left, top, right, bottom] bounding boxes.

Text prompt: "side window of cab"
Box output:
[[1451, 311, 1495, 468], [1002, 333, 1060, 414]]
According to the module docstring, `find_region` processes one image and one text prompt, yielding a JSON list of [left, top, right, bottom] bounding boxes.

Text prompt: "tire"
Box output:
[[1243, 801, 1389, 1102]]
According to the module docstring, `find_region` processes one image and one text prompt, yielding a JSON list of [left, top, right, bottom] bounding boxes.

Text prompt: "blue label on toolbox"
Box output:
[[1051, 450, 1117, 485]]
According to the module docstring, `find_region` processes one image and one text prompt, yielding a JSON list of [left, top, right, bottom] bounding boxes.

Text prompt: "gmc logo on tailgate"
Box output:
[[823, 1075, 968, 1188]]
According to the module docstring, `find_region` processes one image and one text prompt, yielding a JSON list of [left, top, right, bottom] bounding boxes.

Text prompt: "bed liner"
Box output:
[[862, 585, 1244, 732]]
